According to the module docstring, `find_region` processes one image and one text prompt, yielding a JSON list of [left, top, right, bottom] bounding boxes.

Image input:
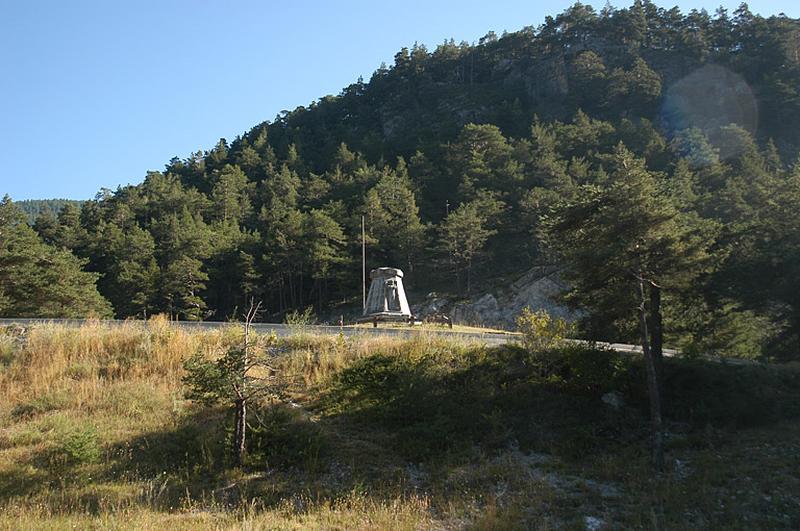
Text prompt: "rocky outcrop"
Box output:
[[412, 266, 579, 328]]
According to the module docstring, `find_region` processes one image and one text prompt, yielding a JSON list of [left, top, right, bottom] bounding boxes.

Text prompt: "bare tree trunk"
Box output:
[[278, 277, 285, 313], [637, 273, 665, 471], [233, 398, 246, 467], [299, 274, 304, 308], [649, 283, 664, 389], [289, 272, 296, 309], [231, 301, 259, 468], [466, 260, 472, 296]]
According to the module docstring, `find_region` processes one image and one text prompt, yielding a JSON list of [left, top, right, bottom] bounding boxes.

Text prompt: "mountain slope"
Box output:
[[16, 1, 800, 359]]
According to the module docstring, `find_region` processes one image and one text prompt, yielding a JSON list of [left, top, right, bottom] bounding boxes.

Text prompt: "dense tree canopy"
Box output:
[[0, 197, 112, 318], [7, 2, 800, 359]]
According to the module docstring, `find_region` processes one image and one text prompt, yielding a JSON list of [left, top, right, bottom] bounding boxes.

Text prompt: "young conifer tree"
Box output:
[[542, 145, 717, 469], [183, 301, 284, 467]]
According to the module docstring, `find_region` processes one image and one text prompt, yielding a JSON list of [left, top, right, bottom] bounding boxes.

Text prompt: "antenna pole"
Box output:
[[361, 215, 366, 311]]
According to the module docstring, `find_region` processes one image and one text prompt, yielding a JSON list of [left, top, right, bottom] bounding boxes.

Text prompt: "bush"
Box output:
[[12, 391, 70, 419], [320, 344, 624, 460], [59, 427, 101, 466], [0, 336, 16, 368], [516, 307, 573, 352], [44, 423, 102, 485], [285, 306, 317, 327], [246, 403, 326, 472], [542, 344, 632, 395], [659, 360, 800, 428]]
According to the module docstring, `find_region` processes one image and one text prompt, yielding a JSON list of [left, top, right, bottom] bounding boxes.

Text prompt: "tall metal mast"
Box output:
[[361, 214, 366, 311]]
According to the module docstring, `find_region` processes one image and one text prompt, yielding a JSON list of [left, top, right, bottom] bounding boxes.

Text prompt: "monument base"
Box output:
[[357, 312, 418, 327]]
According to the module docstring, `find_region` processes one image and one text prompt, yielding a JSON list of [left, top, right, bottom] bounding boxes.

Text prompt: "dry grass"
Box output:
[[0, 492, 436, 531], [0, 321, 449, 530], [278, 332, 483, 388], [1, 320, 798, 529], [1, 317, 227, 406]]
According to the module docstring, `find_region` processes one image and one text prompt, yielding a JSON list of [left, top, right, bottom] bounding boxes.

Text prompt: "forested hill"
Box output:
[[3, 2, 800, 359], [14, 199, 84, 224], [258, 2, 800, 171]]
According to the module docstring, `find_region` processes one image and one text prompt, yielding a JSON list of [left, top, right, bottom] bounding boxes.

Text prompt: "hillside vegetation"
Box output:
[[2, 2, 800, 361], [0, 322, 798, 529], [13, 199, 85, 224]]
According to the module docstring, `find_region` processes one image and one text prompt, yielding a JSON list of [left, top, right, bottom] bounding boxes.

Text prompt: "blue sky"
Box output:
[[2, 1, 798, 200]]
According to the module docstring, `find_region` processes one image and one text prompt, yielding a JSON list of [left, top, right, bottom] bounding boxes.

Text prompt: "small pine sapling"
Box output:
[[183, 301, 284, 467]]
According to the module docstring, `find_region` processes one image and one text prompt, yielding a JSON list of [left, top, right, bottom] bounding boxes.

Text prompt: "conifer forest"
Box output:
[[4, 2, 800, 360]]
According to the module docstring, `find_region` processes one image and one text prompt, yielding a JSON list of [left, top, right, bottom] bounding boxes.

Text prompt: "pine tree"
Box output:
[[210, 164, 253, 224], [153, 209, 213, 320], [439, 200, 496, 295], [448, 124, 521, 202], [259, 165, 304, 311], [98, 223, 159, 318], [363, 164, 426, 274], [206, 221, 261, 319], [32, 210, 60, 246], [303, 209, 346, 310], [0, 196, 113, 318], [542, 145, 717, 469]]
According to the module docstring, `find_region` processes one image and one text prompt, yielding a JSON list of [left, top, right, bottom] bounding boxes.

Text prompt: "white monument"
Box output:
[[362, 267, 412, 324]]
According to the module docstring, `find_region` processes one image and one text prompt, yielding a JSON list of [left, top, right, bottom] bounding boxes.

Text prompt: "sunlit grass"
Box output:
[[0, 320, 798, 529]]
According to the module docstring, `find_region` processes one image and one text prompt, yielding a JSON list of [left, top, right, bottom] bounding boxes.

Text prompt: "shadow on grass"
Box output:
[[316, 343, 800, 462], [0, 465, 44, 503], [101, 403, 337, 511], [6, 342, 798, 516], [317, 344, 646, 462]]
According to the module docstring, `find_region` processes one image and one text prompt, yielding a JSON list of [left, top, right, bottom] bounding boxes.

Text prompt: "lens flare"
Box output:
[[661, 64, 758, 162]]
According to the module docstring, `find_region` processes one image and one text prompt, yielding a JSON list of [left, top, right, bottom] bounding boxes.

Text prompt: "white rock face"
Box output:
[[506, 267, 575, 322], [584, 516, 605, 531], [452, 294, 501, 324], [414, 266, 579, 327]]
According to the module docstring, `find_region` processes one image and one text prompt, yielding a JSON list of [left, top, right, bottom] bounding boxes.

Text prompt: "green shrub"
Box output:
[[319, 340, 800, 464], [284, 306, 317, 327], [320, 345, 621, 460], [552, 344, 631, 395], [12, 391, 70, 419], [659, 361, 800, 428], [0, 336, 16, 367], [60, 427, 101, 466], [246, 403, 326, 472], [44, 423, 102, 485], [674, 302, 775, 360], [65, 361, 94, 380], [516, 307, 574, 352]]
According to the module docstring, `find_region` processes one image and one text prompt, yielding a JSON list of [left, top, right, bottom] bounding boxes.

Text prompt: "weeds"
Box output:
[[516, 307, 574, 352], [0, 322, 798, 529]]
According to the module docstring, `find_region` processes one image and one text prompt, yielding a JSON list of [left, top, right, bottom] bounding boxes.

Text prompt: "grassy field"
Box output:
[[1, 318, 799, 529]]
